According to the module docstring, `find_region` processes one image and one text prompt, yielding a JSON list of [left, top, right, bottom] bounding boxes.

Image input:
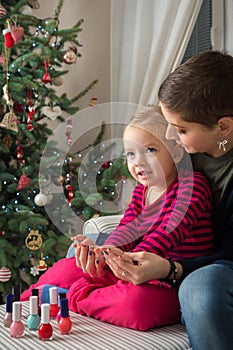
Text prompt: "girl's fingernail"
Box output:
[[95, 259, 99, 264], [104, 251, 109, 255], [88, 250, 93, 256], [102, 256, 106, 262], [81, 244, 86, 247]]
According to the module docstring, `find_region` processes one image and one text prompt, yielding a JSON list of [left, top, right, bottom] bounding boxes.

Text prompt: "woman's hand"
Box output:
[[102, 248, 173, 285]]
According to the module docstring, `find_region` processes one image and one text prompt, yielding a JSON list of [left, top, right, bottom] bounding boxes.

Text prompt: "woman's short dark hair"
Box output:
[[158, 51, 233, 128]]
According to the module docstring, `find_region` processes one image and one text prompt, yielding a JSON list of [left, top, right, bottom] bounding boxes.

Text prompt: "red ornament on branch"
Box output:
[[27, 106, 35, 131], [17, 173, 31, 190], [2, 27, 14, 49], [42, 57, 52, 83]]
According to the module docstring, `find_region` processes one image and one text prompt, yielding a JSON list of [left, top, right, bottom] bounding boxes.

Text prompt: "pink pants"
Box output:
[[21, 257, 180, 331]]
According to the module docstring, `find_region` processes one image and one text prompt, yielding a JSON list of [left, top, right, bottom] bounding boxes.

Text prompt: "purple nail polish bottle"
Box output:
[[3, 294, 14, 328]]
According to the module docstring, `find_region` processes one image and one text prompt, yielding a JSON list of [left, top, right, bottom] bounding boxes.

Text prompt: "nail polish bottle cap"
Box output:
[[49, 287, 58, 305], [41, 303, 50, 324], [6, 294, 14, 313], [60, 298, 69, 318], [29, 296, 38, 315], [32, 288, 39, 297], [12, 301, 21, 322], [12, 285, 21, 301], [58, 292, 66, 306]]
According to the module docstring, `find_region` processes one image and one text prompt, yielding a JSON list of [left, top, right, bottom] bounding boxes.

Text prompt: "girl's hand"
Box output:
[[73, 235, 96, 272], [73, 235, 106, 278]]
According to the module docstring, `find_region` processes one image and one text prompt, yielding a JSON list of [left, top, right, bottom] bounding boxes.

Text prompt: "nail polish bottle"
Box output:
[[38, 303, 53, 341], [27, 296, 40, 330], [32, 288, 41, 316], [57, 292, 67, 323], [49, 287, 59, 318], [58, 298, 72, 335], [12, 285, 21, 301], [3, 294, 14, 327], [10, 301, 24, 338]]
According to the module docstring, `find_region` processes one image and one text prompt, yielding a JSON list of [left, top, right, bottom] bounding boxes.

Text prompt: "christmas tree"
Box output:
[[0, 0, 98, 300]]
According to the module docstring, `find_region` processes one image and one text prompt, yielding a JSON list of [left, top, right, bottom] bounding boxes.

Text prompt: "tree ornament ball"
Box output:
[[63, 49, 77, 64], [34, 192, 47, 206], [0, 5, 7, 18], [0, 266, 11, 282]]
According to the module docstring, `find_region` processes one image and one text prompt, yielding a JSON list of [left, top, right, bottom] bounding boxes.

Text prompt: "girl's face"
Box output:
[[160, 103, 220, 157], [123, 126, 177, 188]]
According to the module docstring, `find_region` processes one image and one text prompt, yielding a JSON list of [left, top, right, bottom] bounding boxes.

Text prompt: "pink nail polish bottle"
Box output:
[[49, 287, 60, 318], [58, 298, 72, 335], [10, 301, 24, 338], [57, 292, 67, 323], [38, 303, 53, 341], [3, 294, 14, 328]]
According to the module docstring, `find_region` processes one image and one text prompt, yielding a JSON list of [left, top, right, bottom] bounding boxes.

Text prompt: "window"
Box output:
[[182, 0, 225, 63], [182, 0, 212, 62]]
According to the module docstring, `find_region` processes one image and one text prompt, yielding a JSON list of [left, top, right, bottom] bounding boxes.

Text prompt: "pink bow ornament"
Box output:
[[11, 25, 24, 43]]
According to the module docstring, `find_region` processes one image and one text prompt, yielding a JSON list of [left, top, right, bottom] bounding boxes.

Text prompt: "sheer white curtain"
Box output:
[[110, 0, 203, 109]]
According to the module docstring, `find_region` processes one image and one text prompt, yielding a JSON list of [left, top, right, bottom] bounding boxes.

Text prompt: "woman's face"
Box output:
[[160, 103, 220, 157]]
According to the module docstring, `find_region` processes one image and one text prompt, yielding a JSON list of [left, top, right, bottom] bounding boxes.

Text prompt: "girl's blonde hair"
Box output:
[[124, 105, 177, 150]]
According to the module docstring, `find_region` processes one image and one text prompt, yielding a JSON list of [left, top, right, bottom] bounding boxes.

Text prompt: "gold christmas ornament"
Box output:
[[0, 111, 18, 132], [25, 229, 43, 250], [63, 48, 77, 64]]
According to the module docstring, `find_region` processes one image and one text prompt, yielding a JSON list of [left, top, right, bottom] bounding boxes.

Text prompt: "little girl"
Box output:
[[21, 105, 214, 331]]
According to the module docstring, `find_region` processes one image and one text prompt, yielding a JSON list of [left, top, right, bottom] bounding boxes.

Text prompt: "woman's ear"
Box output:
[[172, 144, 184, 164], [218, 116, 233, 137]]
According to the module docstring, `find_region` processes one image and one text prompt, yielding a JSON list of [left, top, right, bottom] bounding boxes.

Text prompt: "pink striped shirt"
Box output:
[[105, 170, 214, 259]]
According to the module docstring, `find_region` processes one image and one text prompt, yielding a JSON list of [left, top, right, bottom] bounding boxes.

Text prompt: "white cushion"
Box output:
[[83, 214, 123, 235]]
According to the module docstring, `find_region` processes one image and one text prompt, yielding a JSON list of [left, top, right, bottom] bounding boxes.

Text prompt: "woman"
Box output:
[[104, 51, 233, 350]]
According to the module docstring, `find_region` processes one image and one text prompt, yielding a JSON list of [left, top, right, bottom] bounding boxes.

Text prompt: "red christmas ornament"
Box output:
[[102, 160, 111, 169], [2, 27, 14, 49], [42, 57, 52, 83], [17, 173, 31, 190], [67, 185, 74, 204], [17, 144, 23, 161], [14, 103, 25, 113], [27, 106, 35, 131], [42, 72, 51, 83]]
